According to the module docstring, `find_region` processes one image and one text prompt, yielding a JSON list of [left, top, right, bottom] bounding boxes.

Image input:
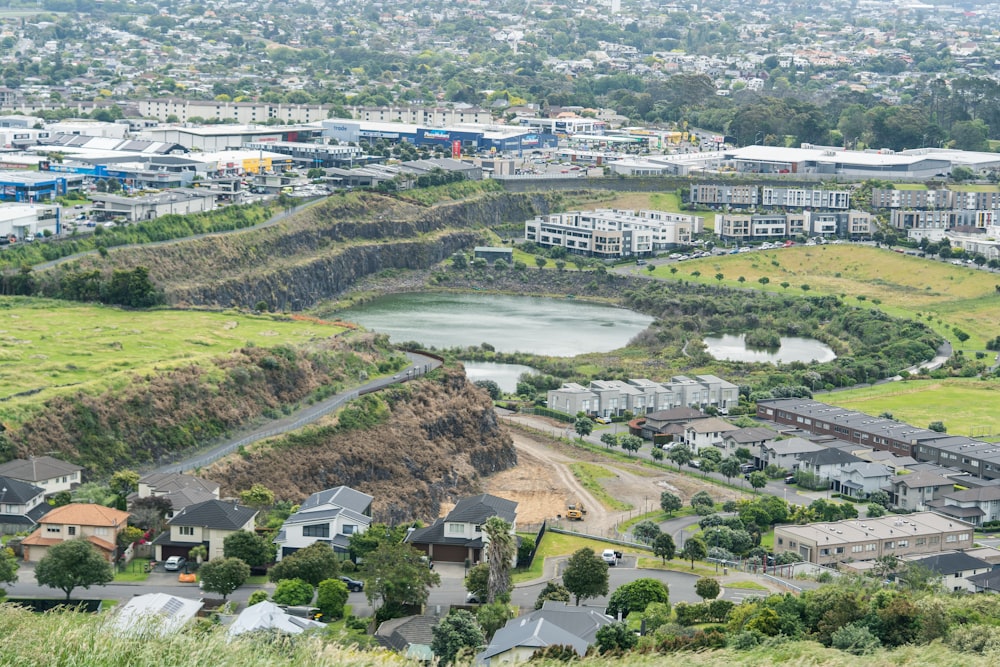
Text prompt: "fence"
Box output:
[[518, 520, 547, 569], [762, 572, 803, 593], [547, 525, 648, 551]]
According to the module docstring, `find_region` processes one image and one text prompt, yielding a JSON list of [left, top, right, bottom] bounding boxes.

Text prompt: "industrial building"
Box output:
[[319, 119, 557, 155], [0, 203, 61, 238], [725, 145, 951, 179]]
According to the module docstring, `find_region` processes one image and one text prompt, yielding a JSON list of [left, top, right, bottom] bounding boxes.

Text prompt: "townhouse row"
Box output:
[[547, 375, 739, 418]]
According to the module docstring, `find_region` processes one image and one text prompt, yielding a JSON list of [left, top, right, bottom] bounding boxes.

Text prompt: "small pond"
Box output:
[[703, 334, 837, 364]]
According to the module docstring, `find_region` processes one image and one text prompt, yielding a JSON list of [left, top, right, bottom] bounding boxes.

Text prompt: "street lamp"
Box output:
[[754, 131, 763, 146]]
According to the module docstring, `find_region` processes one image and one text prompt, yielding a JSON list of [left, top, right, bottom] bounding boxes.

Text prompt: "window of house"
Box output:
[[897, 540, 908, 548], [820, 548, 829, 556], [946, 535, 957, 543], [95, 527, 108, 536], [866, 544, 877, 551], [68, 526, 77, 536], [341, 525, 356, 535], [179, 526, 195, 536], [930, 536, 940, 544], [46, 526, 60, 533], [884, 541, 894, 549], [835, 547, 845, 554], [959, 533, 970, 541], [448, 523, 466, 535], [5, 504, 14, 513], [303, 524, 330, 538], [789, 541, 797, 549], [916, 538, 926, 546]]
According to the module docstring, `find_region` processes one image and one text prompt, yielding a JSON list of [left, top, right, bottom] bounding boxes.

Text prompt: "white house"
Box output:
[[228, 601, 324, 638], [0, 475, 48, 535], [0, 456, 82, 497], [834, 462, 893, 499], [274, 486, 373, 560], [683, 418, 739, 454], [891, 471, 955, 512], [758, 437, 824, 471], [797, 448, 864, 487], [930, 486, 1000, 526], [405, 494, 518, 564], [906, 552, 993, 593]]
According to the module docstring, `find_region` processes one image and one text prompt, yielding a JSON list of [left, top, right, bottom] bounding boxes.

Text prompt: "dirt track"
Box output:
[[482, 417, 747, 535]]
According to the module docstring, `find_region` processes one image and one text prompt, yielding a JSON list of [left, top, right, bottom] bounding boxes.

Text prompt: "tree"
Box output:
[[535, 256, 547, 270], [873, 554, 899, 580], [660, 491, 683, 516], [130, 495, 172, 532], [451, 252, 467, 269], [866, 503, 887, 518], [600, 432, 619, 449], [720, 457, 741, 484], [238, 484, 274, 510], [117, 525, 145, 550], [690, 490, 715, 514], [464, 563, 489, 602], [595, 621, 638, 654], [562, 548, 609, 605], [632, 520, 661, 544], [316, 578, 349, 620], [927, 421, 947, 433], [474, 379, 501, 400], [223, 530, 275, 568], [534, 581, 571, 609], [476, 601, 512, 639], [653, 533, 676, 563], [188, 545, 208, 564], [35, 539, 113, 600], [869, 490, 891, 509], [619, 434, 642, 456], [0, 546, 18, 595], [272, 578, 315, 606], [667, 443, 693, 470], [749, 471, 768, 493], [268, 542, 340, 586], [680, 537, 708, 569], [431, 610, 485, 666], [482, 516, 515, 603], [574, 416, 595, 439], [605, 578, 669, 619], [695, 577, 721, 601], [108, 469, 139, 509], [199, 557, 250, 601], [361, 541, 441, 619]]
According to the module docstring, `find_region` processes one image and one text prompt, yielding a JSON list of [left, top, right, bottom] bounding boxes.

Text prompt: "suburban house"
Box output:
[[639, 407, 704, 441], [928, 486, 1000, 526], [111, 593, 203, 637], [0, 456, 82, 497], [133, 472, 221, 518], [855, 450, 918, 474], [0, 475, 49, 535], [475, 601, 614, 665], [968, 569, 1000, 594], [375, 613, 440, 662], [890, 471, 955, 512], [904, 552, 993, 593], [228, 601, 324, 638], [405, 493, 518, 564], [152, 499, 257, 562], [796, 448, 864, 488], [719, 426, 779, 458], [20, 503, 131, 563], [683, 417, 739, 453], [832, 462, 893, 499], [473, 246, 513, 264], [774, 512, 974, 566], [274, 485, 373, 560], [758, 437, 824, 471]]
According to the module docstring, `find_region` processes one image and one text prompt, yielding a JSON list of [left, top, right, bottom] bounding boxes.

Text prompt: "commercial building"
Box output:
[[319, 119, 557, 155], [773, 512, 974, 566], [244, 141, 363, 169], [525, 208, 704, 258], [91, 188, 216, 222], [140, 124, 322, 152], [0, 203, 61, 238], [0, 170, 84, 202], [725, 145, 950, 179], [547, 375, 738, 418]]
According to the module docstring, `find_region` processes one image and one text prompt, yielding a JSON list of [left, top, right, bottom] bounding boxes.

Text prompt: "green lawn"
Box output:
[[512, 531, 652, 583], [114, 558, 151, 582], [638, 557, 718, 577], [892, 183, 928, 191], [568, 462, 634, 511], [0, 298, 347, 426], [725, 580, 769, 591], [822, 378, 1000, 439]]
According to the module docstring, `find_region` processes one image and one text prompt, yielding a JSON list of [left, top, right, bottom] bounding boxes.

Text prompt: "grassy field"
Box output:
[[0, 297, 347, 424], [512, 530, 652, 583], [648, 244, 1000, 349], [822, 378, 1000, 439], [568, 462, 635, 511]]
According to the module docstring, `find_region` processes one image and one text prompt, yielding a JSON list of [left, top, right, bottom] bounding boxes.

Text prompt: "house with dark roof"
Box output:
[[968, 568, 1000, 593], [890, 471, 955, 512], [274, 486, 373, 559], [21, 503, 130, 563], [152, 499, 257, 561], [928, 486, 1000, 526], [375, 612, 443, 662], [758, 437, 824, 472], [0, 456, 82, 496], [133, 472, 220, 518], [0, 475, 48, 535], [404, 494, 517, 564], [520, 601, 614, 643], [720, 426, 778, 458], [833, 462, 893, 499], [797, 447, 864, 488], [476, 617, 589, 665], [905, 551, 993, 592]]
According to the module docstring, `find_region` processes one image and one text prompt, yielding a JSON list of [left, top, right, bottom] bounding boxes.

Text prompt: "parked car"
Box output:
[[594, 417, 611, 424], [163, 556, 186, 571], [689, 460, 701, 469], [465, 591, 481, 604], [602, 549, 618, 566], [339, 575, 365, 592], [784, 475, 797, 484], [739, 463, 755, 474]]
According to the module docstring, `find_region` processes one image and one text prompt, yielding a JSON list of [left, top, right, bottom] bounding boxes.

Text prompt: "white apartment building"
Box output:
[[525, 208, 704, 258]]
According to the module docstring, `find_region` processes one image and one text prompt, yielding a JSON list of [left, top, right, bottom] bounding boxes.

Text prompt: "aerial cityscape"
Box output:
[[0, 0, 999, 665]]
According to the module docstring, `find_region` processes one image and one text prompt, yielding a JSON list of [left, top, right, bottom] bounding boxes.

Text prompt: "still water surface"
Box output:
[[338, 292, 653, 357], [703, 334, 837, 364]]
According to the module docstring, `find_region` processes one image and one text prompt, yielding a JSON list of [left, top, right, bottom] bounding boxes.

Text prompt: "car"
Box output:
[[594, 417, 611, 424], [635, 259, 646, 265], [339, 575, 364, 592], [602, 549, 618, 566], [465, 591, 481, 604], [163, 556, 186, 571], [739, 463, 755, 474], [689, 460, 701, 469], [784, 475, 797, 484]]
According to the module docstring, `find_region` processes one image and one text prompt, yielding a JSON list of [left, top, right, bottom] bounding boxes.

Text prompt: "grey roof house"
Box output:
[[0, 475, 49, 535], [405, 494, 517, 564], [274, 486, 373, 559], [152, 499, 258, 562], [0, 455, 82, 496]]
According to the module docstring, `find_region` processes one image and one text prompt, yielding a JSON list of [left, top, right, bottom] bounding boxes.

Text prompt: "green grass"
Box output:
[[512, 530, 652, 583], [892, 183, 928, 191], [113, 558, 152, 582], [725, 580, 769, 591], [948, 184, 1000, 192], [638, 556, 718, 577], [759, 531, 774, 550], [567, 462, 634, 511], [822, 378, 1000, 439], [646, 245, 1000, 349], [0, 297, 347, 425], [245, 575, 268, 585]]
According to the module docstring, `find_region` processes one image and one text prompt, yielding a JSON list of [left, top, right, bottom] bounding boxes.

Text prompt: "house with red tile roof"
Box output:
[[21, 503, 130, 563]]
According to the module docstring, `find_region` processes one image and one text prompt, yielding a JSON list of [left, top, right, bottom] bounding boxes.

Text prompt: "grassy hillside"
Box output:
[[645, 244, 1000, 349], [0, 297, 349, 427], [822, 378, 1000, 440]]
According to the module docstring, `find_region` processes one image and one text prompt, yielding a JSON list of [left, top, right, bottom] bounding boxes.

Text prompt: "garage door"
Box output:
[[430, 544, 468, 563], [159, 545, 192, 560]]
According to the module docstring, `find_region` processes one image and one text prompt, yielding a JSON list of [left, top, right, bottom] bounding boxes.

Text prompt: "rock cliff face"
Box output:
[[61, 191, 559, 311], [206, 365, 517, 525]]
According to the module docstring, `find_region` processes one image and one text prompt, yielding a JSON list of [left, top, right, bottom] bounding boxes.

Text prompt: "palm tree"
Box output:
[[482, 517, 515, 603]]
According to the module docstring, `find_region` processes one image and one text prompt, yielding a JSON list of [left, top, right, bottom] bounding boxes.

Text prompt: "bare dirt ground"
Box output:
[[483, 416, 747, 536]]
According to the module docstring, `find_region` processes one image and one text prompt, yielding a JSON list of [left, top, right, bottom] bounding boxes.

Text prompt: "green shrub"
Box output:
[[247, 590, 268, 606], [831, 623, 881, 655], [316, 578, 349, 621], [271, 578, 315, 606]]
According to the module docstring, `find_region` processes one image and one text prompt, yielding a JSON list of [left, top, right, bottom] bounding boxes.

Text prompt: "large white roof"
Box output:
[[729, 145, 940, 167]]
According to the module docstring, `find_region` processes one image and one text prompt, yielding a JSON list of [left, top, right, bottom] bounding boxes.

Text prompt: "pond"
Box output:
[[336, 292, 653, 356], [703, 334, 837, 364], [463, 362, 539, 394]]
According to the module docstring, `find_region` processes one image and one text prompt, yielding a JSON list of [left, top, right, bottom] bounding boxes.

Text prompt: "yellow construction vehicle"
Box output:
[[566, 502, 587, 521]]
